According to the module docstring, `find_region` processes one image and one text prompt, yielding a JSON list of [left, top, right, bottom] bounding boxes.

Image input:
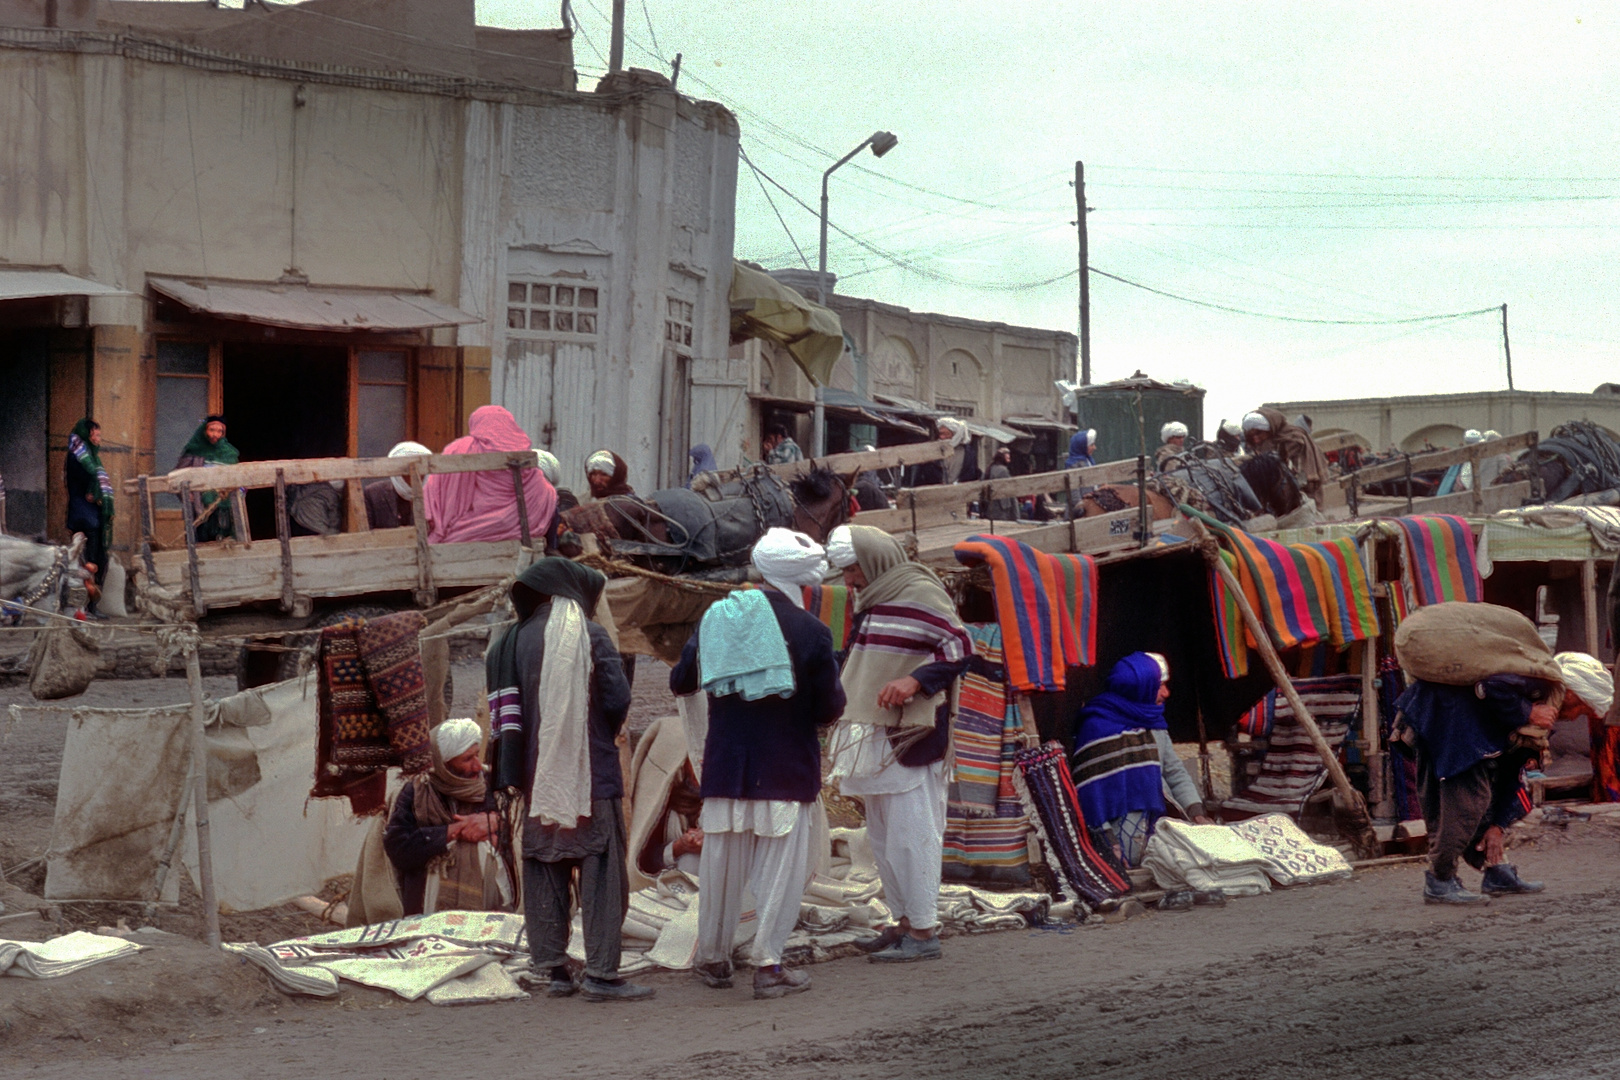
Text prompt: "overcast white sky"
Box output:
[[481, 1, 1620, 428]]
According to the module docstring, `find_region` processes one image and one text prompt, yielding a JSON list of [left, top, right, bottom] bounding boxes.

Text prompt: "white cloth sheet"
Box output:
[[862, 762, 947, 928], [696, 802, 816, 966], [530, 596, 593, 827], [830, 725, 929, 796], [0, 932, 144, 978], [1141, 819, 1272, 896]]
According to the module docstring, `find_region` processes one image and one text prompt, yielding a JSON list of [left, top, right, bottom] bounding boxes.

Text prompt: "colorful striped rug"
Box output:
[[1224, 674, 1361, 818], [1390, 514, 1482, 606], [1192, 509, 1327, 678], [801, 584, 855, 651], [954, 535, 1091, 692], [1294, 537, 1380, 647], [1013, 743, 1132, 907], [949, 626, 1010, 817], [943, 623, 1033, 885]]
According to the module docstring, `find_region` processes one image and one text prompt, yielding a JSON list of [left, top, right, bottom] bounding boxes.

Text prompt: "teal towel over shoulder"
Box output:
[[698, 588, 795, 701]]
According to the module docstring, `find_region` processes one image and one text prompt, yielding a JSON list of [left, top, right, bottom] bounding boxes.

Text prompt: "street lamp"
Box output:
[[812, 130, 898, 457]]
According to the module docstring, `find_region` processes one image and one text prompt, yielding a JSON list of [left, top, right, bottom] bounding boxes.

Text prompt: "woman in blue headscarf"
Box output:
[[687, 444, 719, 487], [1065, 428, 1097, 468], [1070, 652, 1210, 867]]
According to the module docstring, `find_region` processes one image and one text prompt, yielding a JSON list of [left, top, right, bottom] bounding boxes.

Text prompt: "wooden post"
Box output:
[[274, 469, 295, 615], [1136, 454, 1148, 548], [1359, 536, 1387, 813], [1469, 445, 1485, 515], [178, 483, 206, 617], [1583, 558, 1599, 657], [183, 641, 221, 948], [1403, 454, 1414, 516], [230, 489, 250, 542], [1527, 432, 1543, 502], [136, 475, 157, 580], [346, 478, 369, 534], [1065, 475, 1076, 552], [510, 463, 532, 548], [1194, 522, 1380, 855], [410, 461, 436, 607]]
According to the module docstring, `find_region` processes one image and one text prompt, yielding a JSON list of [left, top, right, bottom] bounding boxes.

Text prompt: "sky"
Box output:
[[475, 1, 1620, 428]]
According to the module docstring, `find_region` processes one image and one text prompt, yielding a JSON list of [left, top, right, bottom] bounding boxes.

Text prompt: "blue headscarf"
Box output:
[[1071, 652, 1169, 826], [688, 444, 718, 486], [1065, 428, 1096, 468]]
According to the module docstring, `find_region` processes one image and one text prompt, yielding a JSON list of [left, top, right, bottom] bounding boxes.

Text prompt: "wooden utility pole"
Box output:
[[608, 0, 625, 72], [1501, 303, 1513, 390], [1075, 160, 1091, 385]]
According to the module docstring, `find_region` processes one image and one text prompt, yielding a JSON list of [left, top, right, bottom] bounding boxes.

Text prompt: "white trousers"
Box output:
[[696, 803, 815, 967], [864, 765, 948, 931]]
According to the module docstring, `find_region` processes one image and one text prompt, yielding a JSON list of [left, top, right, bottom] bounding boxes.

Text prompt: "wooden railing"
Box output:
[[1339, 431, 1540, 516]]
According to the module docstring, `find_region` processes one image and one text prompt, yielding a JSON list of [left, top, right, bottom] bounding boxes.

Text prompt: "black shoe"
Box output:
[[581, 976, 655, 1002], [752, 965, 811, 999], [515, 965, 576, 997], [1423, 871, 1490, 905], [694, 961, 733, 989], [1156, 890, 1195, 912], [1481, 864, 1545, 895], [853, 925, 904, 954]]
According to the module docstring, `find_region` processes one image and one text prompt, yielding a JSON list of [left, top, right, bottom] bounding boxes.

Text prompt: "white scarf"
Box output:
[[529, 597, 595, 828]]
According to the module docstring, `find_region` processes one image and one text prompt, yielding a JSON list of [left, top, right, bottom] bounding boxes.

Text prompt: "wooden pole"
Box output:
[[178, 483, 206, 617], [1583, 558, 1599, 657], [1359, 536, 1388, 814], [274, 469, 295, 615], [136, 475, 157, 580], [411, 461, 436, 607], [230, 489, 250, 542], [509, 463, 532, 548], [1075, 160, 1090, 386], [183, 641, 221, 948], [1193, 522, 1380, 854]]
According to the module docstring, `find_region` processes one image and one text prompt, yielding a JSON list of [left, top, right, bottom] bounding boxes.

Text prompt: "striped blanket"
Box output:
[[1014, 743, 1132, 907], [1224, 674, 1360, 818], [802, 584, 855, 652], [1390, 514, 1482, 607], [953, 535, 1097, 692], [943, 623, 1033, 885]]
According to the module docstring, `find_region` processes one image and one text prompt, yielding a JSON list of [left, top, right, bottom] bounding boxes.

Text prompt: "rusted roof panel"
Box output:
[[149, 277, 479, 331]]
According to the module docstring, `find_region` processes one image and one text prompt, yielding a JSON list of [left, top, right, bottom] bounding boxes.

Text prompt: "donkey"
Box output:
[[0, 533, 89, 622]]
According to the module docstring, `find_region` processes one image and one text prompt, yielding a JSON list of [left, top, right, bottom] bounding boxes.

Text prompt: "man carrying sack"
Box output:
[[825, 525, 971, 963], [1392, 602, 1558, 905]]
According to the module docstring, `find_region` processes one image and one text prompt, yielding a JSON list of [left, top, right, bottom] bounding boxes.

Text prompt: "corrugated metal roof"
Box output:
[[0, 269, 125, 301], [873, 394, 1026, 444], [149, 277, 479, 331]]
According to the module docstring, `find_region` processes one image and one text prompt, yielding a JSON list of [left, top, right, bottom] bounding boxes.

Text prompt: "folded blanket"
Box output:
[[1141, 819, 1271, 896], [954, 535, 1069, 693], [802, 584, 855, 652], [1191, 508, 1328, 678], [698, 588, 793, 700], [1390, 514, 1482, 606], [1228, 813, 1352, 886]]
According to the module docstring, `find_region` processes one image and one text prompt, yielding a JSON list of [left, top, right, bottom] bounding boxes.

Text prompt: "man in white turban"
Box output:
[[382, 717, 513, 918], [670, 527, 846, 999], [1156, 421, 1189, 472], [364, 440, 433, 529]]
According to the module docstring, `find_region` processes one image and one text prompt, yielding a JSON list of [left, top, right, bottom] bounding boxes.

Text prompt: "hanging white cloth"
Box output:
[[529, 597, 594, 827]]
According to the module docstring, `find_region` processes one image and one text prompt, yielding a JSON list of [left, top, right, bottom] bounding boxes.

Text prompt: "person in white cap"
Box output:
[[364, 440, 432, 529], [1156, 421, 1189, 472], [1463, 429, 1485, 445], [671, 528, 846, 999], [382, 717, 510, 917], [1242, 407, 1331, 502]]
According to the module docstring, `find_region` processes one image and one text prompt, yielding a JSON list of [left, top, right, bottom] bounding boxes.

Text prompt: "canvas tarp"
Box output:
[[27, 672, 369, 909], [729, 261, 844, 388]]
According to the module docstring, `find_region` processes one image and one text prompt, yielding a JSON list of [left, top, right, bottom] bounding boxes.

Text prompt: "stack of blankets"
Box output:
[[1142, 814, 1353, 896]]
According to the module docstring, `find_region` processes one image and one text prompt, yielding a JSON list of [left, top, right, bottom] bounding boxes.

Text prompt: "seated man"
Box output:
[[585, 450, 636, 499], [382, 718, 510, 916], [364, 441, 432, 529], [1155, 421, 1188, 472], [1241, 408, 1330, 503], [626, 716, 705, 889], [761, 423, 804, 466]]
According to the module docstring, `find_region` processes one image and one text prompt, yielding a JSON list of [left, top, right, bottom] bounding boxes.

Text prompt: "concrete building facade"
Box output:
[[1268, 388, 1620, 453], [0, 0, 739, 555]]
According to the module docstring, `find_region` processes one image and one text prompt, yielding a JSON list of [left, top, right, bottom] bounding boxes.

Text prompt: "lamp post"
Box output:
[[812, 129, 898, 458]]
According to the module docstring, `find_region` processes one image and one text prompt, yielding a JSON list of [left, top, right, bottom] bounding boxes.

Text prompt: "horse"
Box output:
[[0, 533, 88, 623]]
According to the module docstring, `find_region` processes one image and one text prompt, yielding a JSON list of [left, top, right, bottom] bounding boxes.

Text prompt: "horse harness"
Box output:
[[3, 545, 70, 625]]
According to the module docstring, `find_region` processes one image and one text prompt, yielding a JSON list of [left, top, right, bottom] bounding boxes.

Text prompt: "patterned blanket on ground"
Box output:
[[1225, 674, 1358, 818], [1228, 813, 1353, 886], [1013, 744, 1131, 908]]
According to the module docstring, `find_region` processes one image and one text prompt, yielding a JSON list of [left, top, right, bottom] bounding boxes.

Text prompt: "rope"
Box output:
[[576, 553, 741, 596]]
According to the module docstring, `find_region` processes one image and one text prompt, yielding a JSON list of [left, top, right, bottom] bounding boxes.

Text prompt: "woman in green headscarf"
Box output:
[[176, 415, 240, 542], [64, 418, 113, 615]]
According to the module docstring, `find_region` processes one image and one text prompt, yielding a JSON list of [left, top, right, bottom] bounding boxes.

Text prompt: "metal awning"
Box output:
[[1004, 417, 1073, 435], [0, 268, 126, 301], [750, 393, 930, 436], [873, 394, 1026, 444], [729, 262, 844, 387], [150, 277, 480, 331]]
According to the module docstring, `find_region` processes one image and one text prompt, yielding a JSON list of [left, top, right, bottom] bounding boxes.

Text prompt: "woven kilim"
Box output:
[[1223, 675, 1359, 818], [357, 611, 432, 775], [802, 584, 855, 652], [943, 623, 1032, 885], [1013, 743, 1130, 906]]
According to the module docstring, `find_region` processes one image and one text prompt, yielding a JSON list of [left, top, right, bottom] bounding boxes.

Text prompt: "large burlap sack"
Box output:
[[27, 623, 101, 700], [1393, 602, 1561, 687]]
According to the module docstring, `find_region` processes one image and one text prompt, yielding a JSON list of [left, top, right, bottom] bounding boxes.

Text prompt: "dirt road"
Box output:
[[7, 820, 1618, 1080]]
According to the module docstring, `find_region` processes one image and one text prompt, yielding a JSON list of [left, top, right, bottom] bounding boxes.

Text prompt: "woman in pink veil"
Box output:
[[424, 406, 557, 544]]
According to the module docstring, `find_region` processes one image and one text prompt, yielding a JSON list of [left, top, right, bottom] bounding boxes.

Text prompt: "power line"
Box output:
[[639, 0, 664, 61], [1089, 266, 1499, 325], [738, 147, 812, 271]]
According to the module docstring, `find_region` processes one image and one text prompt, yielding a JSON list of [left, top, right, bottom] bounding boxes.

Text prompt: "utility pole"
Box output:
[[608, 0, 625, 73], [1501, 302, 1513, 391], [1075, 160, 1091, 385]]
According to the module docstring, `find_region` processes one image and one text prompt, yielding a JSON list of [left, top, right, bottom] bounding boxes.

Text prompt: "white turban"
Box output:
[[1241, 412, 1271, 433], [752, 527, 828, 606], [434, 716, 482, 761], [1464, 429, 1484, 445], [1220, 420, 1242, 438], [937, 417, 970, 449], [585, 450, 617, 477], [1555, 652, 1613, 716], [1160, 421, 1188, 443], [388, 441, 433, 499], [534, 449, 561, 485], [1483, 430, 1502, 441], [825, 524, 857, 569]]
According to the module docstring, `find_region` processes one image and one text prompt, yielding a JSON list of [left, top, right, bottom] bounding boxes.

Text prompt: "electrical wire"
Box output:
[[739, 147, 812, 271], [1088, 266, 1499, 325]]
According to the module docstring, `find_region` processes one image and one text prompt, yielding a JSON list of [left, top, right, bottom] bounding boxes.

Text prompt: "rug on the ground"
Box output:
[[1012, 743, 1131, 908]]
